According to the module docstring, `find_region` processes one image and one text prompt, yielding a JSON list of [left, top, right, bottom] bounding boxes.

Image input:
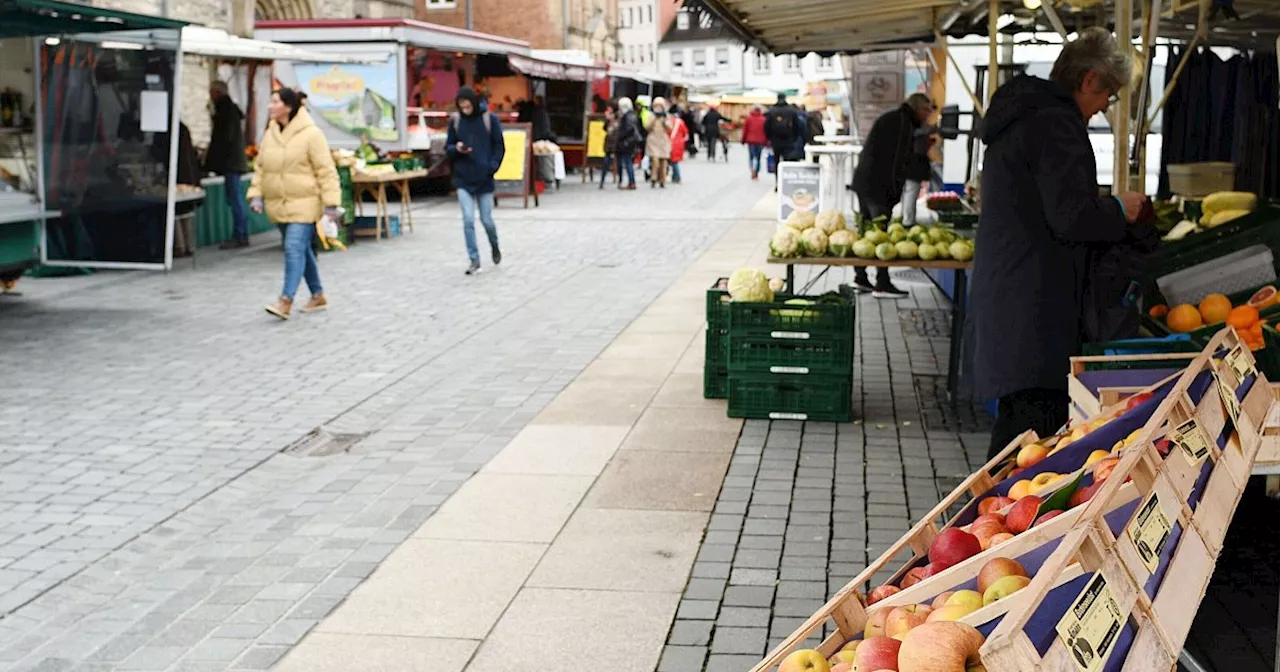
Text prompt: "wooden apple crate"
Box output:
[[1067, 352, 1195, 423], [980, 328, 1274, 671], [1257, 384, 1280, 471]]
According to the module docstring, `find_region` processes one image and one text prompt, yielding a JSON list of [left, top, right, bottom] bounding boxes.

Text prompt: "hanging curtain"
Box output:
[[1160, 46, 1279, 200]]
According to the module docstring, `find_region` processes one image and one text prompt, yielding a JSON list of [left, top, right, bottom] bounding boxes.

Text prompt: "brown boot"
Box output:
[[301, 294, 328, 313], [265, 296, 292, 320]]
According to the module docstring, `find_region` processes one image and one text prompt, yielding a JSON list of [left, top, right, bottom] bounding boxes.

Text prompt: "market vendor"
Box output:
[[970, 27, 1149, 459]]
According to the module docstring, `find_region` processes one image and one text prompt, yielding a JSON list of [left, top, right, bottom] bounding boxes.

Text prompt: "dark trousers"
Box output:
[[987, 388, 1070, 460], [854, 194, 891, 288]]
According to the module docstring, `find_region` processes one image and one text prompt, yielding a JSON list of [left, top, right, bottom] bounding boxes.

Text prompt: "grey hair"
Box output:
[[905, 93, 934, 112], [1050, 27, 1133, 93], [210, 80, 229, 96], [617, 97, 633, 112]]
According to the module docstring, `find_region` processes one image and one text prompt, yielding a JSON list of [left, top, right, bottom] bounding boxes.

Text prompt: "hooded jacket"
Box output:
[[204, 95, 248, 175], [446, 86, 505, 194], [968, 75, 1128, 402], [246, 107, 340, 225], [849, 103, 919, 207], [741, 108, 768, 146]]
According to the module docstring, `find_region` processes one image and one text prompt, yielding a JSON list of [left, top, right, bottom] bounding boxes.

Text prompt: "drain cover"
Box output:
[[282, 428, 369, 457]]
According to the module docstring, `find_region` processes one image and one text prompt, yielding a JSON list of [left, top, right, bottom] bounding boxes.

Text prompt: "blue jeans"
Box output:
[[457, 187, 498, 262], [279, 223, 322, 300], [616, 150, 635, 186], [599, 153, 614, 186], [748, 145, 764, 174], [225, 172, 249, 241], [670, 161, 681, 183]]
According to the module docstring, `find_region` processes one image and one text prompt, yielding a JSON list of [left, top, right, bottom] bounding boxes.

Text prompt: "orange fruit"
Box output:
[[1248, 285, 1279, 309], [1227, 305, 1260, 330], [1149, 304, 1169, 319], [1198, 293, 1232, 324], [1166, 304, 1204, 333]]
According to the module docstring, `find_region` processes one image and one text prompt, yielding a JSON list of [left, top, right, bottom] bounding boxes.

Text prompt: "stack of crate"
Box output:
[[723, 293, 855, 421], [703, 279, 733, 399]]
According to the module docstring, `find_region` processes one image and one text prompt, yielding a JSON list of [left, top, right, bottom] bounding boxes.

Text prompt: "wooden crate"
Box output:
[[1258, 384, 1280, 469], [1067, 352, 1194, 423], [980, 328, 1273, 671]]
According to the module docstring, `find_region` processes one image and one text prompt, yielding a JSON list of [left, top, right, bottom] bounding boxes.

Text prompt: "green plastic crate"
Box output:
[[726, 372, 852, 422], [727, 295, 854, 339], [1150, 204, 1280, 279], [1079, 337, 1201, 371], [726, 333, 853, 376], [704, 279, 731, 399]]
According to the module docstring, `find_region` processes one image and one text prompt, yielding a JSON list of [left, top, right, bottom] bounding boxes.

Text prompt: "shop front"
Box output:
[[506, 51, 607, 171]]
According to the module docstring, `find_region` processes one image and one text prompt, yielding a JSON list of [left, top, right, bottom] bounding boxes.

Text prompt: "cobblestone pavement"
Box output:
[[0, 158, 771, 671], [659, 268, 995, 672]]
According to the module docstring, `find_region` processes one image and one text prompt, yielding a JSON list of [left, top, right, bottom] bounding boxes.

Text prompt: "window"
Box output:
[[753, 52, 771, 73], [646, 5, 652, 22], [715, 47, 729, 69], [628, 45, 635, 63], [649, 44, 655, 63], [699, 11, 713, 29], [627, 7, 633, 27], [424, 0, 456, 7], [818, 56, 834, 71], [693, 49, 707, 68], [671, 50, 684, 70], [784, 54, 800, 72], [676, 11, 689, 29]]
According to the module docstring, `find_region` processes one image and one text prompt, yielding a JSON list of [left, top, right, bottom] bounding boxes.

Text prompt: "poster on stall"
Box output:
[[289, 56, 400, 143], [494, 123, 534, 209], [586, 115, 607, 158], [777, 161, 822, 222]]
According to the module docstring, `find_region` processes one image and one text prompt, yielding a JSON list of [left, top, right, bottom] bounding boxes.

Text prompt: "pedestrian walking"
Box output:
[[701, 105, 724, 162], [970, 27, 1148, 459], [614, 97, 641, 190], [741, 105, 768, 180], [247, 87, 339, 320], [205, 80, 251, 250], [668, 103, 689, 184], [445, 86, 505, 275], [645, 97, 673, 189], [681, 105, 700, 158], [764, 93, 805, 162], [600, 105, 619, 189], [848, 93, 934, 298]]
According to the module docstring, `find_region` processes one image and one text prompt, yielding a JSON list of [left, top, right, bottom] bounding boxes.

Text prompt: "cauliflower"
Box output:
[[814, 210, 846, 235], [785, 210, 816, 231], [799, 228, 829, 256], [828, 229, 856, 257], [727, 268, 774, 303], [770, 227, 801, 258]]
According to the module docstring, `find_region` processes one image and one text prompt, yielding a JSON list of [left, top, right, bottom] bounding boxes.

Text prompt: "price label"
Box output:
[[771, 331, 811, 340], [1172, 418, 1211, 467], [1217, 372, 1241, 427], [1126, 491, 1173, 574], [770, 366, 810, 374], [1224, 344, 1256, 383], [1057, 572, 1125, 672]]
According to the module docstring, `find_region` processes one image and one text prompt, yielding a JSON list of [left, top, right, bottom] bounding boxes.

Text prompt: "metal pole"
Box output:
[[986, 0, 998, 105], [935, 32, 983, 115], [1130, 0, 1161, 192], [1113, 0, 1133, 192], [1041, 0, 1069, 39]]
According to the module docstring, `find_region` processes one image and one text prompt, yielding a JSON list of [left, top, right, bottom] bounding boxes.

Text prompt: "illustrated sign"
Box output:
[[777, 161, 822, 222], [1127, 491, 1172, 573], [1172, 417, 1211, 466], [848, 50, 905, 140], [291, 56, 400, 143], [1057, 572, 1125, 672], [1224, 344, 1256, 382], [1216, 369, 1241, 426]]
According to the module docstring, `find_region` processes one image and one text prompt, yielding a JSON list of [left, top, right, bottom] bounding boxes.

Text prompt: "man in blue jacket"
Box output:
[[446, 86, 505, 275]]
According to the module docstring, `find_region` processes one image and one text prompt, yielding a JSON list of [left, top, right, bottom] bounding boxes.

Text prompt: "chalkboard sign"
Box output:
[[494, 122, 536, 209], [777, 161, 822, 221]]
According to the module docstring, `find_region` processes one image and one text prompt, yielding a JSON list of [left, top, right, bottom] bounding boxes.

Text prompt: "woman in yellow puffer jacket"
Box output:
[[247, 87, 341, 320]]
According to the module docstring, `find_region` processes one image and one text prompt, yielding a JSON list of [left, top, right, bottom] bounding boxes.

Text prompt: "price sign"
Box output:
[[1216, 371, 1241, 427], [1057, 572, 1125, 672], [1171, 418, 1211, 467], [1224, 344, 1256, 383], [1126, 491, 1173, 574]]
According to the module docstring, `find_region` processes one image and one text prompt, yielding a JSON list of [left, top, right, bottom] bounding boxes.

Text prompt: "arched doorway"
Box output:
[[254, 0, 315, 20]]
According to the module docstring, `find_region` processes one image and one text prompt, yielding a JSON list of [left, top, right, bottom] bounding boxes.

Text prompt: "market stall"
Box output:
[[506, 50, 607, 171]]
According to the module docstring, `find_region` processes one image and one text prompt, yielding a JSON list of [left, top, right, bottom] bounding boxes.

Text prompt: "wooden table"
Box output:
[[351, 169, 426, 241], [768, 256, 974, 399]]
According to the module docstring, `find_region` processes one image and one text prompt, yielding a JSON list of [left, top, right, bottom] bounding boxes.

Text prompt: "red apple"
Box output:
[[1094, 458, 1120, 483], [978, 496, 1016, 516], [867, 584, 902, 606], [899, 565, 930, 589], [970, 522, 1008, 550], [830, 664, 851, 672], [778, 649, 831, 672], [853, 636, 902, 672], [972, 513, 1006, 528], [1033, 510, 1065, 528], [864, 609, 890, 638], [886, 604, 934, 638], [1155, 438, 1172, 457], [1005, 496, 1044, 534], [977, 557, 1028, 594], [1068, 481, 1103, 508], [988, 532, 1015, 547], [897, 621, 984, 672], [1016, 443, 1050, 468], [929, 529, 982, 571], [1126, 392, 1153, 410]]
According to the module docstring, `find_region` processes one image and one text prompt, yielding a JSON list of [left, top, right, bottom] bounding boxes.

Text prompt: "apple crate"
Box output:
[[1067, 351, 1194, 423], [980, 329, 1273, 672], [1253, 383, 1280, 469]]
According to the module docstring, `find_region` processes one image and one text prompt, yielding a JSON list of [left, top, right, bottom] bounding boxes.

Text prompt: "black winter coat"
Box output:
[[850, 103, 921, 208], [203, 96, 248, 175], [968, 75, 1128, 402], [445, 87, 506, 194]]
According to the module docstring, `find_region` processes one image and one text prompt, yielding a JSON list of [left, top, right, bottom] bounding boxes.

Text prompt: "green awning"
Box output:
[[0, 0, 187, 39]]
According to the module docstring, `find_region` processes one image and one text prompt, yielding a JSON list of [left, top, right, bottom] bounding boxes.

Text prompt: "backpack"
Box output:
[[769, 108, 795, 146], [450, 111, 491, 136]]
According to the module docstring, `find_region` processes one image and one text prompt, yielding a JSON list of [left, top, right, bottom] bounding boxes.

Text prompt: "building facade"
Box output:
[[416, 0, 620, 61]]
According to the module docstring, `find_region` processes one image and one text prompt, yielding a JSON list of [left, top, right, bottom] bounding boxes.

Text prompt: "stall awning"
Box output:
[[254, 19, 531, 57], [508, 52, 606, 81], [0, 0, 187, 39], [180, 26, 373, 63]]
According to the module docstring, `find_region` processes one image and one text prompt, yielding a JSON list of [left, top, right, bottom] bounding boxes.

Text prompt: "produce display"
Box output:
[[926, 191, 965, 212], [771, 209, 975, 262], [780, 619, 987, 672], [1160, 190, 1259, 241], [1149, 289, 1272, 349]]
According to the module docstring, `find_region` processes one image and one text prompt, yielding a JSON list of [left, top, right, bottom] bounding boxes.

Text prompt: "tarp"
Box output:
[[0, 0, 186, 39], [508, 52, 606, 81], [180, 26, 375, 63]]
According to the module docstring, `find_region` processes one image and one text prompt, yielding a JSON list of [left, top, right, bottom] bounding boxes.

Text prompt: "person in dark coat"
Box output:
[[764, 94, 804, 163], [614, 97, 641, 189], [700, 105, 724, 161], [848, 93, 933, 297], [681, 106, 700, 157], [446, 86, 505, 275], [970, 27, 1149, 458], [204, 81, 251, 249]]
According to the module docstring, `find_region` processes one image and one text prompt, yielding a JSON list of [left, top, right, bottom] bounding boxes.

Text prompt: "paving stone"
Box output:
[[716, 606, 771, 628], [709, 626, 767, 655], [667, 620, 713, 647], [658, 644, 707, 672], [721, 586, 775, 608]]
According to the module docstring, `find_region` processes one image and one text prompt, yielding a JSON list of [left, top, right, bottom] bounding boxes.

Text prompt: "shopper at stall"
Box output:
[[902, 111, 940, 227], [205, 81, 251, 250], [701, 105, 725, 162], [681, 105, 700, 158], [848, 93, 934, 298], [970, 27, 1148, 459], [764, 94, 805, 163], [446, 86, 506, 275], [667, 103, 689, 185], [614, 97, 640, 190], [248, 87, 340, 320], [741, 105, 768, 180], [600, 105, 620, 190], [645, 97, 673, 189]]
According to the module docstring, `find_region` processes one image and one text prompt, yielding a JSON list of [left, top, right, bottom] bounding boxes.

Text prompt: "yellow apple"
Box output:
[[945, 590, 984, 611], [927, 603, 980, 622], [828, 650, 856, 667], [1085, 449, 1110, 466], [1030, 472, 1060, 489], [1008, 479, 1033, 500], [982, 575, 1032, 606], [839, 640, 861, 653], [779, 649, 830, 672]]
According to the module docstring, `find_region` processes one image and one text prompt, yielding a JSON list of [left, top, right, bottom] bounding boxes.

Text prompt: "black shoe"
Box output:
[[872, 284, 909, 299], [492, 247, 502, 265], [219, 238, 249, 250], [852, 278, 875, 293], [465, 260, 481, 275]]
